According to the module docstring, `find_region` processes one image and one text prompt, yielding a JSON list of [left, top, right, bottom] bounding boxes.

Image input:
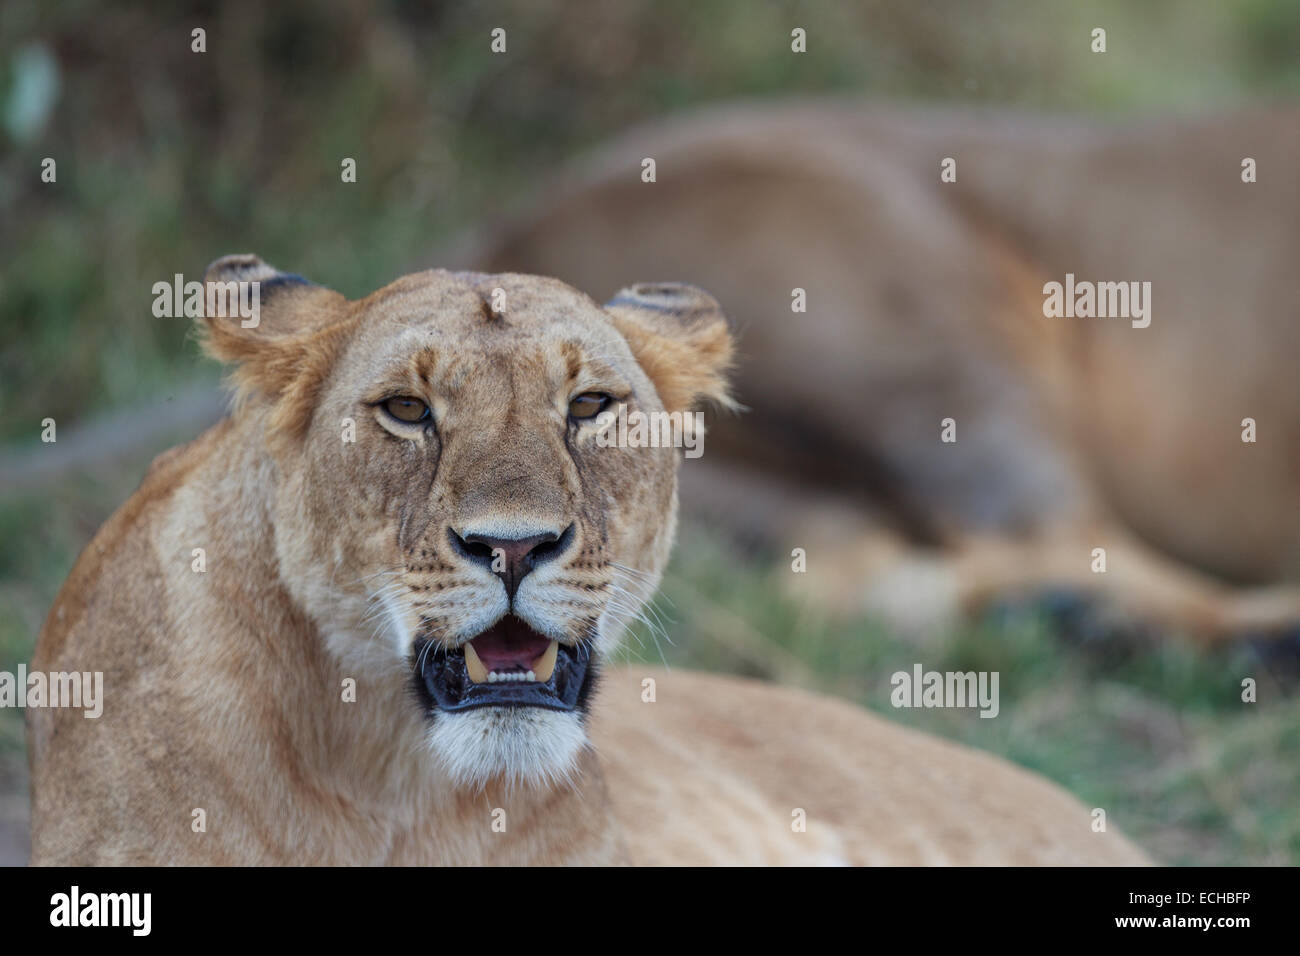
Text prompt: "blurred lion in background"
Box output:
[[456, 100, 1300, 643]]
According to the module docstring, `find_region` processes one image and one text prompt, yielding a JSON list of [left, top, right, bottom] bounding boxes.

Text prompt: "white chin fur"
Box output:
[[426, 706, 588, 789]]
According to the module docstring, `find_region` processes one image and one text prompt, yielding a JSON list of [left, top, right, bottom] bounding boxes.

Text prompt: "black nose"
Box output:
[[449, 525, 575, 601]]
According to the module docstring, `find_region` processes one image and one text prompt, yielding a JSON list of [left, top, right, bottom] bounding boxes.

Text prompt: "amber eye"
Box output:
[[568, 392, 611, 420], [382, 396, 430, 424]]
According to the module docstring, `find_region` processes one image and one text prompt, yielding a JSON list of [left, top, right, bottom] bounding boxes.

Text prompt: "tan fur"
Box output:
[[461, 101, 1300, 643], [28, 260, 1146, 865]]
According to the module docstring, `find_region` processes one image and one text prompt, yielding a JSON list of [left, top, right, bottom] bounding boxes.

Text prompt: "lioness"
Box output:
[[27, 256, 1145, 865], [461, 101, 1300, 643]]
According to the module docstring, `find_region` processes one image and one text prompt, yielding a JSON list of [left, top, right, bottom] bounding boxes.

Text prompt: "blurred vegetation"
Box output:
[[4, 0, 1300, 443], [2, 0, 1299, 864]]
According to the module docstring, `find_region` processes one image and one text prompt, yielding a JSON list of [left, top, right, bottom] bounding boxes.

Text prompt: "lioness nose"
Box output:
[[449, 525, 575, 601]]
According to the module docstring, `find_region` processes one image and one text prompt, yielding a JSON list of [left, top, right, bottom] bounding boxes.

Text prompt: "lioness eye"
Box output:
[[568, 392, 611, 420], [383, 396, 430, 423]]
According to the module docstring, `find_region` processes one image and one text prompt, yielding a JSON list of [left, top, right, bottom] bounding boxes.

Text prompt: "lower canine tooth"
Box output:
[[464, 643, 488, 684], [532, 641, 559, 683]]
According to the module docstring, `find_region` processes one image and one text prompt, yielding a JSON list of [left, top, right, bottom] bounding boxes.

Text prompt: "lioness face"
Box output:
[[201, 259, 733, 787]]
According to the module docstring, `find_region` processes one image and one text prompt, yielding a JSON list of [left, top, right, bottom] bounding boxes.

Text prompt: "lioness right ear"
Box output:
[[604, 283, 737, 413], [200, 254, 352, 434]]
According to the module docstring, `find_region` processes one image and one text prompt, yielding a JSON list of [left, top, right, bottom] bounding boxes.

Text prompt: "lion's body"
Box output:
[[463, 101, 1300, 641], [29, 261, 1146, 866], [595, 669, 1146, 865]]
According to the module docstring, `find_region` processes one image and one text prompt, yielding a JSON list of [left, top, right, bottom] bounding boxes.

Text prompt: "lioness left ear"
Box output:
[[604, 283, 737, 413], [200, 254, 352, 435], [200, 253, 347, 351]]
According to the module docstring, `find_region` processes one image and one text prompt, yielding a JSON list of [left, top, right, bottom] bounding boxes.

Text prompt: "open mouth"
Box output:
[[414, 615, 593, 713]]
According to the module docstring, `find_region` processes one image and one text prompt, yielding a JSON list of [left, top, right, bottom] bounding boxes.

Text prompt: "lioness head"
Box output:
[[200, 255, 733, 787]]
